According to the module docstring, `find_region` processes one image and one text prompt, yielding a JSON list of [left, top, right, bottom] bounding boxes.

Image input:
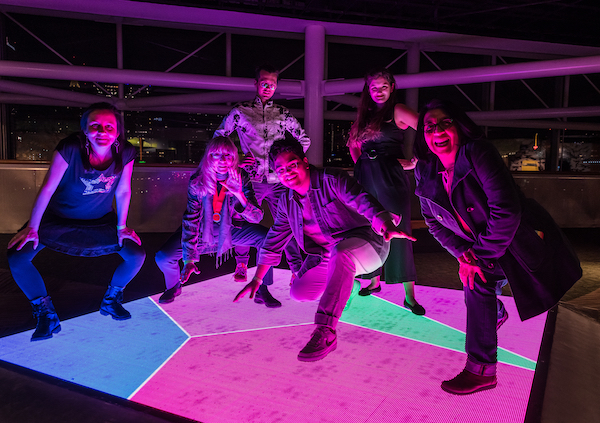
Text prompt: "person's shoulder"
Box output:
[[55, 133, 82, 162], [120, 140, 137, 164], [56, 132, 82, 151]]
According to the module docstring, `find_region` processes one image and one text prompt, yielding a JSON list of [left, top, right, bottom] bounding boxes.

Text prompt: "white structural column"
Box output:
[[304, 25, 325, 167], [404, 43, 420, 159]]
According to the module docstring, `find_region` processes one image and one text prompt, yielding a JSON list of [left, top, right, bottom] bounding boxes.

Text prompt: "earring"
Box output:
[[85, 139, 91, 157], [113, 140, 120, 153]]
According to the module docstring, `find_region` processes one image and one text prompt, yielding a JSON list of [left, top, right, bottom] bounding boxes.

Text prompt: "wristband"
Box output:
[[116, 225, 127, 230], [251, 276, 263, 283]]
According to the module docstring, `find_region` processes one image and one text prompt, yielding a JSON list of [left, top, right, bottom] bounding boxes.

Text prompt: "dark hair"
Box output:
[[348, 68, 397, 148], [255, 64, 280, 81], [269, 133, 306, 170], [79, 102, 126, 172], [414, 99, 484, 162]]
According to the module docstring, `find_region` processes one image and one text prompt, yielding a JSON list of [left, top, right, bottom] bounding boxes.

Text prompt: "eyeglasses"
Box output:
[[210, 152, 234, 160], [424, 119, 454, 134], [259, 81, 276, 90], [275, 161, 300, 176]]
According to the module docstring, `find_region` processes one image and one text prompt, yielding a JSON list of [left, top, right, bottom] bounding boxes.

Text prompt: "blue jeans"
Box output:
[[7, 240, 146, 301], [155, 222, 274, 290], [463, 271, 507, 376], [235, 181, 303, 274]]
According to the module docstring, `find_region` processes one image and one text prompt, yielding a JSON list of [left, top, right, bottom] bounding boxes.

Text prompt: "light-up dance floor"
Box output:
[[0, 268, 545, 422]]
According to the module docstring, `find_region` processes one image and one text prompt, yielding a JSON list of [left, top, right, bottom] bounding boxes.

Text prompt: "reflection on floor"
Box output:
[[0, 268, 545, 423]]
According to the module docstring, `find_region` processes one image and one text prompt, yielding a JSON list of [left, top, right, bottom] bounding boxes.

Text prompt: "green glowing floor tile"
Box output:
[[341, 295, 536, 370]]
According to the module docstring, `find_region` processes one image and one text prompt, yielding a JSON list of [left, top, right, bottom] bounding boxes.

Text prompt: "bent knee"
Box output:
[[290, 285, 321, 302]]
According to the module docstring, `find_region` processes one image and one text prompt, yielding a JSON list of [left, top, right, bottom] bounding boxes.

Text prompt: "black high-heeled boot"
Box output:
[[30, 295, 61, 341], [100, 285, 131, 320]]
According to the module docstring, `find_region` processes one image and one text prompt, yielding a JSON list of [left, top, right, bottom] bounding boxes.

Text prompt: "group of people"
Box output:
[[6, 64, 581, 396]]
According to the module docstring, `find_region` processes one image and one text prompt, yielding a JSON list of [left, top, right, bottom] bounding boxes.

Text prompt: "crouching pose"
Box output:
[[234, 137, 415, 361], [155, 136, 278, 307], [414, 99, 582, 394], [7, 102, 145, 341]]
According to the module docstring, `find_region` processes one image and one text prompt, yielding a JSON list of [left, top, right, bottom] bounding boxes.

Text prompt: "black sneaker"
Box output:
[[254, 284, 282, 308], [298, 325, 337, 362], [159, 282, 182, 304]]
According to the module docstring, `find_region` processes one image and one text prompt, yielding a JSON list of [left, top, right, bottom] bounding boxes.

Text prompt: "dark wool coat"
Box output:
[[414, 139, 582, 321]]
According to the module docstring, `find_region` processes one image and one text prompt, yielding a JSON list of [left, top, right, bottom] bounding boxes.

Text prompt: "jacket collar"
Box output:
[[415, 143, 473, 202], [253, 95, 273, 108]]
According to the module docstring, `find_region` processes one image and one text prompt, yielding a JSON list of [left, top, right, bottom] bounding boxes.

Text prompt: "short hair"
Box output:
[[255, 64, 280, 81], [414, 99, 484, 162], [269, 133, 306, 170]]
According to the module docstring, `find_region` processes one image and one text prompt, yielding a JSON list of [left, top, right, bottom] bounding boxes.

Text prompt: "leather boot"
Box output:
[[30, 296, 61, 342], [254, 284, 282, 308], [100, 285, 131, 320]]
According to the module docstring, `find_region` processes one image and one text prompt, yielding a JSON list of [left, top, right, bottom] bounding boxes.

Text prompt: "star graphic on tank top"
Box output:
[[80, 174, 117, 195]]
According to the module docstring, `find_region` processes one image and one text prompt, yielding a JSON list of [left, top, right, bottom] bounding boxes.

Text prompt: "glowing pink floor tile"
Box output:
[[127, 268, 542, 423]]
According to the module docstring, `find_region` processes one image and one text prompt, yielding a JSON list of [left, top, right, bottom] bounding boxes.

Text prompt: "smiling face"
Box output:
[[423, 108, 461, 167], [84, 110, 119, 150], [368, 76, 394, 105], [208, 149, 236, 174], [273, 151, 310, 194], [254, 70, 278, 103]]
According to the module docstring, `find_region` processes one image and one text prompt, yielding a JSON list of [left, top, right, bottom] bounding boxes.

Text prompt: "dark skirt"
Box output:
[[37, 211, 121, 257], [354, 155, 417, 283]]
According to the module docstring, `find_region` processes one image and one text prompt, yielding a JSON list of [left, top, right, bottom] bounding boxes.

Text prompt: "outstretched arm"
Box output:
[[8, 151, 68, 250], [114, 160, 141, 247]]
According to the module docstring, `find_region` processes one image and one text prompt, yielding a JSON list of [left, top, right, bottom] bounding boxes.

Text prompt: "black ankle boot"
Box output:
[[100, 286, 131, 320], [159, 282, 182, 304], [30, 296, 61, 342], [254, 284, 282, 308]]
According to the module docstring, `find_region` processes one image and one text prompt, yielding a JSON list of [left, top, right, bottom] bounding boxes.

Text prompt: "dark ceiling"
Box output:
[[144, 0, 600, 47]]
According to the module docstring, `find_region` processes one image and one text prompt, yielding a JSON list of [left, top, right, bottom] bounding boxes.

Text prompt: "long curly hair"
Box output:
[[414, 99, 484, 162], [347, 68, 397, 149], [195, 136, 239, 198]]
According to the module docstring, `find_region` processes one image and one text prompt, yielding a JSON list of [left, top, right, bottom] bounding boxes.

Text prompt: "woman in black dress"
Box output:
[[347, 68, 424, 315]]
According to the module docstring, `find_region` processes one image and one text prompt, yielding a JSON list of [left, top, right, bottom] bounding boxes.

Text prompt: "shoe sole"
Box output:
[[159, 289, 182, 304], [100, 309, 132, 320], [254, 297, 282, 308], [31, 324, 61, 342], [297, 340, 337, 362], [497, 310, 509, 330], [234, 276, 247, 282], [441, 381, 497, 395]]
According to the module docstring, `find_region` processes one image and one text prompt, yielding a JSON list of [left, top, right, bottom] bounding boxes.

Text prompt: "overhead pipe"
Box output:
[[0, 79, 101, 104], [471, 106, 600, 121], [0, 60, 304, 95], [324, 94, 359, 108], [324, 54, 600, 95], [124, 91, 254, 108]]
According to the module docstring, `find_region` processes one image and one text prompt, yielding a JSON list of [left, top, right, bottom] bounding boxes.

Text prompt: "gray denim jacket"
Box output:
[[258, 166, 398, 272]]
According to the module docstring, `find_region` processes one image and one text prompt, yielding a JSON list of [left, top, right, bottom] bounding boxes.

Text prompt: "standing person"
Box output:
[[155, 136, 277, 307], [7, 102, 145, 341], [213, 64, 310, 285], [413, 99, 581, 394], [234, 138, 416, 362], [347, 68, 425, 315]]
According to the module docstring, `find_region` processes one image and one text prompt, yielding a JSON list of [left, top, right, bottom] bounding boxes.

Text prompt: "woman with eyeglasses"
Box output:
[[155, 136, 276, 305], [7, 102, 145, 341], [413, 99, 581, 395], [347, 68, 425, 315]]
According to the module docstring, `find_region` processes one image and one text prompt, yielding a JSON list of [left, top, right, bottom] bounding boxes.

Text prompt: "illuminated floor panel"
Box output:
[[0, 268, 545, 422]]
